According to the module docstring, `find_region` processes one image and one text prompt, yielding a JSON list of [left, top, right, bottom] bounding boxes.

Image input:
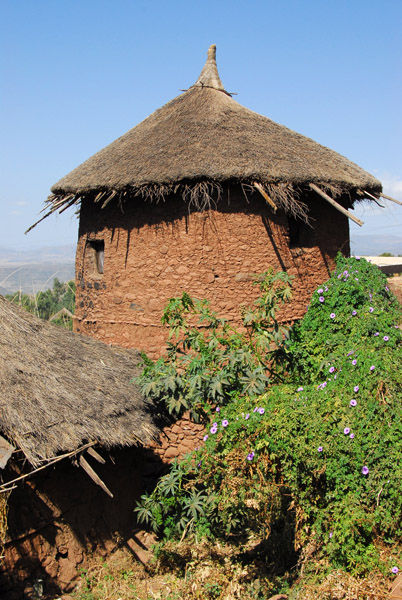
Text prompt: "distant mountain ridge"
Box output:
[[350, 234, 402, 257], [0, 244, 76, 266], [0, 245, 75, 294]]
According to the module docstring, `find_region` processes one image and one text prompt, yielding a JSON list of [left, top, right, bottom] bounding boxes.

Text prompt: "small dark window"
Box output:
[[88, 240, 104, 274], [288, 217, 315, 248]]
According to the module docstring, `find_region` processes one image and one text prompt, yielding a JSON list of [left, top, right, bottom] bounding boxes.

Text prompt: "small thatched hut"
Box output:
[[0, 295, 158, 596], [35, 45, 387, 357], [0, 294, 157, 468]]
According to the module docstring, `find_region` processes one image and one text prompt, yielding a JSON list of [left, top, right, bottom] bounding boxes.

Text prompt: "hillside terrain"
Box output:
[[0, 245, 75, 294]]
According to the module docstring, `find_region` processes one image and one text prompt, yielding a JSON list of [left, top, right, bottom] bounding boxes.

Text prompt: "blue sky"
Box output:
[[1, 0, 401, 253]]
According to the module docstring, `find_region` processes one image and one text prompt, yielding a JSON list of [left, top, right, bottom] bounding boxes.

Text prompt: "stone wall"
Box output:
[[148, 412, 205, 463], [74, 185, 349, 358]]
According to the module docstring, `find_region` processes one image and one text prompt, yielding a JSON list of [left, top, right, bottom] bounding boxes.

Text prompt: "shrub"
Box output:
[[137, 269, 292, 419], [136, 257, 402, 576]]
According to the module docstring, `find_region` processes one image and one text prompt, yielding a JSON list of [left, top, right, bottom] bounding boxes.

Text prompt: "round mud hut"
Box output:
[[37, 45, 384, 358]]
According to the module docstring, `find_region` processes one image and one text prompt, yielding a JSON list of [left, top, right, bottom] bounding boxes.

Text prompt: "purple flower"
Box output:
[[338, 274, 342, 279], [329, 366, 335, 373], [385, 286, 389, 291], [319, 296, 325, 303], [210, 425, 218, 434], [329, 531, 333, 538], [344, 427, 351, 435], [330, 313, 336, 319], [352, 310, 357, 316], [297, 386, 304, 392], [392, 567, 399, 574], [245, 413, 250, 420], [384, 336, 389, 341], [258, 408, 265, 415], [343, 270, 348, 276], [247, 452, 255, 461], [350, 433, 355, 439], [350, 399, 357, 407], [347, 350, 354, 356], [325, 286, 329, 292], [356, 256, 361, 260], [370, 365, 375, 372], [317, 446, 323, 452], [253, 407, 258, 413], [203, 434, 208, 441], [354, 385, 359, 393], [318, 288, 323, 294], [369, 307, 374, 313], [362, 466, 369, 475], [216, 407, 220, 412], [222, 419, 229, 428], [374, 332, 379, 337], [197, 461, 202, 468], [352, 359, 357, 366]]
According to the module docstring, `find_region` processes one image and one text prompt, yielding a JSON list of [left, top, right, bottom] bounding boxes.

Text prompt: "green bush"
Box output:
[[6, 278, 75, 329], [137, 269, 292, 419], [137, 256, 402, 576]]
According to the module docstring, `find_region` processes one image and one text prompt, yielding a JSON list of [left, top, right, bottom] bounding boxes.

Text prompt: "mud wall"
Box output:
[[74, 186, 349, 358], [1, 416, 204, 600]]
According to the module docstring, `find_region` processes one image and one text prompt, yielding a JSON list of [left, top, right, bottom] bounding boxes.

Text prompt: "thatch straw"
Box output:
[[28, 45, 381, 231], [0, 295, 158, 467]]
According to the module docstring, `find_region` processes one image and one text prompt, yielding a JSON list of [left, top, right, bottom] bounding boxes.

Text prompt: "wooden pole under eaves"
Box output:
[[253, 182, 277, 212], [79, 454, 113, 497], [309, 184, 364, 227], [379, 193, 402, 206]]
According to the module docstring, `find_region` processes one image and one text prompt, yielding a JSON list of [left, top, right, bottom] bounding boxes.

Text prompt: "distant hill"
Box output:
[[0, 245, 75, 294], [350, 234, 402, 257]]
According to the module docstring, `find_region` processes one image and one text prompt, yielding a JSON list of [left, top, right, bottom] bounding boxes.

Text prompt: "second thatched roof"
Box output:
[[32, 45, 382, 229], [0, 295, 158, 468]]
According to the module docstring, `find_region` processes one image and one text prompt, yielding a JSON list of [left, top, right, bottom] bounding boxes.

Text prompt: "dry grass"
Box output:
[[295, 569, 390, 600], [67, 539, 398, 600]]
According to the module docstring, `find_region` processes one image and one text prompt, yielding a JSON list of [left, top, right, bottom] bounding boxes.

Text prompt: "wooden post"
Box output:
[[309, 184, 364, 227], [380, 193, 402, 206], [253, 182, 277, 212]]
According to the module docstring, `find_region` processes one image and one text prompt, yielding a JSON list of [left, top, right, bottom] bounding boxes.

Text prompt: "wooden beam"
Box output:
[[380, 193, 402, 206], [79, 454, 113, 497], [309, 184, 364, 227], [361, 190, 385, 208], [253, 182, 277, 212], [87, 447, 106, 464], [0, 441, 96, 493]]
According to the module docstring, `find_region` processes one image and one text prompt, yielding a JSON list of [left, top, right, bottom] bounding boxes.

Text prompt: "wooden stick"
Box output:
[[87, 447, 106, 464], [362, 191, 385, 208], [309, 184, 364, 227], [0, 442, 96, 493], [380, 193, 402, 206], [253, 182, 277, 212], [79, 455, 113, 497]]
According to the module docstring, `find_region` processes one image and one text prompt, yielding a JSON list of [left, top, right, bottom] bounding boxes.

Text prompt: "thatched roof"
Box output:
[[0, 295, 158, 468], [31, 45, 382, 230]]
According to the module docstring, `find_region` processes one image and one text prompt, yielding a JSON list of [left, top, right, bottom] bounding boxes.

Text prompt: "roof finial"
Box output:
[[193, 44, 225, 91]]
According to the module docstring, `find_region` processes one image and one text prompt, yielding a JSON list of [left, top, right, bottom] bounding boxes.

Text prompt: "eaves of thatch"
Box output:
[[0, 295, 158, 470], [30, 45, 392, 232]]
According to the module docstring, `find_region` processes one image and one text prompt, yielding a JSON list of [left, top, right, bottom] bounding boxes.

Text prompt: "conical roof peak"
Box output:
[[193, 44, 226, 92]]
